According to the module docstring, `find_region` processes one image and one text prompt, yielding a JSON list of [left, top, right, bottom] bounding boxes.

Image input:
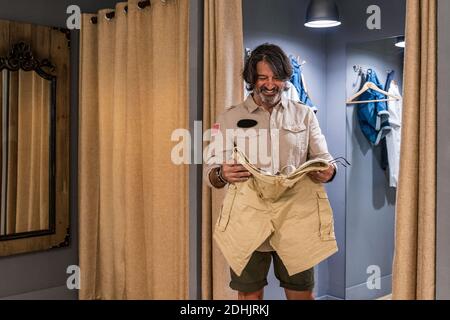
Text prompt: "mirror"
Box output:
[[345, 36, 404, 299], [0, 42, 56, 239], [0, 20, 70, 256]]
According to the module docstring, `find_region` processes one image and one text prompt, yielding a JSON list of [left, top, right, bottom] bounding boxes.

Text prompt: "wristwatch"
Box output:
[[216, 166, 227, 184]]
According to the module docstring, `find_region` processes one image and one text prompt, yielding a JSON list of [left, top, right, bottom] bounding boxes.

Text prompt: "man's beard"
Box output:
[[254, 86, 283, 107]]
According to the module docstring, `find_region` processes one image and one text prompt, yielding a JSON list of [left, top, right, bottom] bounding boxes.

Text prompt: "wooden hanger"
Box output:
[[346, 81, 401, 105]]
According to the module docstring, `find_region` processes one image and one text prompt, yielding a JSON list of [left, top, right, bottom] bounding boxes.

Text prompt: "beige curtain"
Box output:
[[392, 0, 436, 300], [5, 70, 50, 234], [79, 0, 189, 299], [202, 0, 244, 300]]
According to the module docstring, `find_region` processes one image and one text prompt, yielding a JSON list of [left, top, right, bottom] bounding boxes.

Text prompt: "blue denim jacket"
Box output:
[[290, 57, 316, 110], [356, 69, 391, 145]]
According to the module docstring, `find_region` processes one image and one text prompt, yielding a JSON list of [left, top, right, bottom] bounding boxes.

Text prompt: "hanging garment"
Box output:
[[213, 148, 338, 277], [385, 82, 403, 188], [384, 70, 396, 92], [283, 81, 301, 102], [356, 69, 392, 145], [290, 57, 317, 112], [380, 70, 397, 171]]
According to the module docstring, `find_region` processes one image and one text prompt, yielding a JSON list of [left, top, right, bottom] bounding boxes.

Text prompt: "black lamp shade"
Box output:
[[305, 0, 341, 28]]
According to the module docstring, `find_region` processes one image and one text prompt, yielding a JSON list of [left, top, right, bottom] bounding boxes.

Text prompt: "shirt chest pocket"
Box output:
[[280, 123, 307, 152]]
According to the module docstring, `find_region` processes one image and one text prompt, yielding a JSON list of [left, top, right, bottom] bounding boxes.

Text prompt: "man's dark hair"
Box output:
[[243, 43, 293, 91]]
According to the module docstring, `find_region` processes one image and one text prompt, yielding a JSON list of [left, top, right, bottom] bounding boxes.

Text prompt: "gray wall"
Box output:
[[345, 39, 403, 299], [325, 0, 405, 299], [243, 0, 330, 299], [0, 0, 120, 300], [437, 0, 450, 300]]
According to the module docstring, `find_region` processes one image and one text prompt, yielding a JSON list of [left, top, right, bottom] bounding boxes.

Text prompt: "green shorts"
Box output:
[[229, 251, 315, 293]]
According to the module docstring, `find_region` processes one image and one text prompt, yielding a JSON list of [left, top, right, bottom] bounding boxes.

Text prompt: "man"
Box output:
[[205, 43, 336, 300]]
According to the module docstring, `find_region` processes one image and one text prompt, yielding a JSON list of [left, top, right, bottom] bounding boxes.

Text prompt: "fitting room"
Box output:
[[0, 0, 448, 301]]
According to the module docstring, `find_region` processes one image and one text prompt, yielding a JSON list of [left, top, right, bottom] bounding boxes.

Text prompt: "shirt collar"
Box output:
[[245, 94, 288, 113]]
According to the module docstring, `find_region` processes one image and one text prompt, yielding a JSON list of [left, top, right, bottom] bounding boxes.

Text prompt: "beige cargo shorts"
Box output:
[[213, 148, 338, 277]]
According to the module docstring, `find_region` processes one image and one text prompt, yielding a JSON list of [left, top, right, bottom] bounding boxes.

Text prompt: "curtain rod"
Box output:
[[91, 0, 165, 24]]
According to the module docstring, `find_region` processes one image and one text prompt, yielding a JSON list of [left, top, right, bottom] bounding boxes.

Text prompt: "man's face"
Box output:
[[253, 60, 285, 107]]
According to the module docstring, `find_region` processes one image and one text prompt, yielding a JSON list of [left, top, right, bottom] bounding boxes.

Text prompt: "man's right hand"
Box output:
[[221, 163, 252, 183]]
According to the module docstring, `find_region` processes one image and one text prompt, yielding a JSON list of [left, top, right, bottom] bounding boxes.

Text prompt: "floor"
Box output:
[[377, 294, 393, 300]]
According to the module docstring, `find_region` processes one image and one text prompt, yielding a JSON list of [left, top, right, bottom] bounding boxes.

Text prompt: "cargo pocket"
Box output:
[[317, 191, 336, 241], [217, 185, 238, 232]]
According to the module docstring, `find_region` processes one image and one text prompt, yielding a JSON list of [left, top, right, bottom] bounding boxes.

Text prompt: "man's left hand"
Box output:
[[308, 164, 335, 183]]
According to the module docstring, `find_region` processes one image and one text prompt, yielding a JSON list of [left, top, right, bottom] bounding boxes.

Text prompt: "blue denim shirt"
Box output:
[[356, 69, 391, 145], [290, 57, 315, 110]]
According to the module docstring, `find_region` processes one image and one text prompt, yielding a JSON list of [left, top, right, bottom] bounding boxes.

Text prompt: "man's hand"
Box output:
[[308, 164, 335, 183], [221, 162, 252, 183]]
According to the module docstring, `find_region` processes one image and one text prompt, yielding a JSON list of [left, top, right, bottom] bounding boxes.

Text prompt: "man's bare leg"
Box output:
[[238, 289, 264, 300], [284, 289, 314, 300]]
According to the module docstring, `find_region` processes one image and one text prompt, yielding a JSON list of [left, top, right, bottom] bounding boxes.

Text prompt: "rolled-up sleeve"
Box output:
[[307, 109, 333, 161], [203, 113, 234, 189], [308, 110, 338, 182], [306, 109, 338, 176]]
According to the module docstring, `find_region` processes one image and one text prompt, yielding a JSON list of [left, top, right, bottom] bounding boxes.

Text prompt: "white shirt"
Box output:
[[385, 82, 403, 188]]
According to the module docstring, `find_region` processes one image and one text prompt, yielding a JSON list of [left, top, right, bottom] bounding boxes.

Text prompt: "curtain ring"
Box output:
[[124, 5, 128, 14], [161, 0, 167, 4], [138, 0, 151, 10], [90, 16, 98, 24], [105, 11, 115, 21]]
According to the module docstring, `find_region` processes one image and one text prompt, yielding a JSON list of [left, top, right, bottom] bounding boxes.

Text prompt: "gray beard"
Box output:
[[261, 93, 281, 106], [255, 88, 282, 107]]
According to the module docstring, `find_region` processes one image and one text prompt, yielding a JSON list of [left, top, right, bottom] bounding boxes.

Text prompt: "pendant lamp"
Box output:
[[305, 0, 341, 28], [395, 36, 405, 48]]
